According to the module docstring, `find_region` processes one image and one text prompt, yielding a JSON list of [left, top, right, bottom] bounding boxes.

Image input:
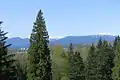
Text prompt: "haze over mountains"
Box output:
[[6, 34, 116, 49]]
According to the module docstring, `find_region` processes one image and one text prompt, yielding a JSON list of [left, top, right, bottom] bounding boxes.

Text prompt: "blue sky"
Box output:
[[0, 0, 120, 38]]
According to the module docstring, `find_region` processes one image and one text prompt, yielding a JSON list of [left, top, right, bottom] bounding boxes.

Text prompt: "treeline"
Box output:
[[67, 38, 116, 80], [0, 9, 120, 80]]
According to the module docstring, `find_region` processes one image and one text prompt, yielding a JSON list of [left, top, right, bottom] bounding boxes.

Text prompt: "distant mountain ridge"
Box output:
[[7, 35, 116, 48], [7, 37, 29, 48]]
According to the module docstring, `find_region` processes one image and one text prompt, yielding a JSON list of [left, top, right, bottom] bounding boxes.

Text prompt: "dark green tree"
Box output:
[[68, 43, 85, 80], [100, 41, 114, 80], [0, 21, 16, 80], [96, 40, 114, 80], [114, 36, 120, 49], [68, 43, 74, 80], [96, 38, 102, 49], [85, 43, 98, 80], [73, 52, 85, 80], [112, 37, 120, 80], [27, 10, 52, 80], [86, 40, 114, 80], [16, 62, 27, 80]]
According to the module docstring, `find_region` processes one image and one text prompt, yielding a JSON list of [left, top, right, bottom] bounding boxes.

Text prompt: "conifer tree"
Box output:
[[73, 52, 85, 80], [27, 10, 52, 80], [86, 43, 98, 80], [96, 40, 114, 80], [92, 39, 103, 80], [68, 43, 74, 80], [100, 41, 114, 80], [16, 62, 27, 80], [112, 37, 120, 80], [86, 39, 114, 80], [96, 38, 102, 49], [114, 36, 120, 49], [0, 21, 16, 80], [68, 43, 85, 80]]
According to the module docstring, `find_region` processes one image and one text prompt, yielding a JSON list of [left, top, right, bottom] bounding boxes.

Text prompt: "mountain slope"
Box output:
[[51, 35, 115, 46], [7, 35, 115, 48], [7, 37, 29, 48]]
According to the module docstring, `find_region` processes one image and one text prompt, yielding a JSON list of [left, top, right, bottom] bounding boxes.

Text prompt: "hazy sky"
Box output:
[[0, 0, 120, 38]]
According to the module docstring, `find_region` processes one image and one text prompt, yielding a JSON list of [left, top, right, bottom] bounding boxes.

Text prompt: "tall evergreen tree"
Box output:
[[73, 52, 85, 80], [0, 21, 16, 80], [112, 37, 120, 80], [68, 43, 74, 80], [86, 43, 98, 80], [86, 39, 114, 80], [96, 40, 114, 80], [100, 41, 114, 80], [68, 43, 85, 80], [27, 10, 52, 80]]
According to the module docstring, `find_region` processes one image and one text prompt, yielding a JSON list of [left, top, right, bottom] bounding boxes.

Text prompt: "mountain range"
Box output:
[[6, 35, 116, 48]]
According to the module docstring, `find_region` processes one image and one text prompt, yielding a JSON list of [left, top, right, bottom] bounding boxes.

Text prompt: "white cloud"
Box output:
[[98, 33, 111, 35], [49, 36, 64, 39]]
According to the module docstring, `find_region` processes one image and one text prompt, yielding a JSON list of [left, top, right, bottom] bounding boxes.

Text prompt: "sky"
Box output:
[[0, 0, 120, 38]]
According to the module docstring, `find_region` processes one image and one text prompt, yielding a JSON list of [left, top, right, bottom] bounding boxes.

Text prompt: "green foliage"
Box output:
[[113, 36, 120, 49], [68, 43, 74, 79], [86, 40, 114, 80], [86, 43, 98, 80], [15, 53, 27, 80], [27, 10, 52, 80], [112, 37, 120, 80], [51, 44, 68, 80], [96, 40, 114, 80], [75, 44, 89, 61], [99, 41, 114, 80], [96, 38, 102, 49], [16, 62, 27, 80], [68, 43, 85, 80], [0, 22, 16, 80], [72, 52, 85, 80]]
